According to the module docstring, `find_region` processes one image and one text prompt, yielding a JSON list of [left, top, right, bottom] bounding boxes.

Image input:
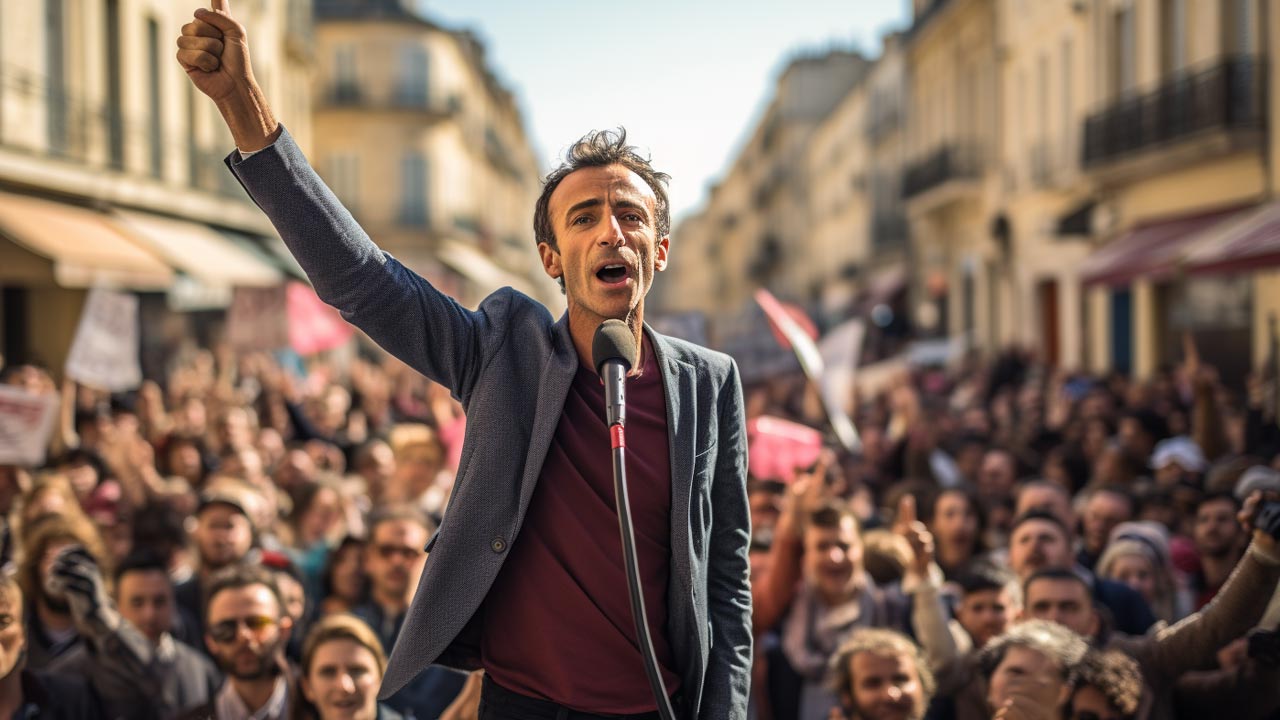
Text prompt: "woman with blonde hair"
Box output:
[[293, 614, 401, 720], [1096, 520, 1192, 624]]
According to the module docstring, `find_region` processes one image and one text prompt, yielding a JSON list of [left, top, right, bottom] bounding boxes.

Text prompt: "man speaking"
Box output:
[[176, 3, 753, 718]]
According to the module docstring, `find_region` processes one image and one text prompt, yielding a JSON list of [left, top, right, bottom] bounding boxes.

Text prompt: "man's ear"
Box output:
[[654, 235, 670, 272], [538, 242, 563, 280]]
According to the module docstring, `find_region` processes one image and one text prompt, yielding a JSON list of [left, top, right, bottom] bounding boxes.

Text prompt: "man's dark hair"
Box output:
[[533, 128, 672, 253], [368, 504, 436, 537], [1023, 567, 1091, 601], [203, 563, 284, 622], [113, 549, 169, 585], [808, 501, 858, 532], [1072, 649, 1142, 717], [978, 619, 1088, 683], [1010, 508, 1071, 541], [1196, 491, 1241, 513], [958, 562, 1019, 598]]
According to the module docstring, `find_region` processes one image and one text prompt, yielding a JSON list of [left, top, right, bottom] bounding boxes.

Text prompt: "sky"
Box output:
[[416, 0, 912, 222]]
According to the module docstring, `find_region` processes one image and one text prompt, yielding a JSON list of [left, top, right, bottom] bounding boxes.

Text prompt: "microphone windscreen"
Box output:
[[592, 319, 636, 375]]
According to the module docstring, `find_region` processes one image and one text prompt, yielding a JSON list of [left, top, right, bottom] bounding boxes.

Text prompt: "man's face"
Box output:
[[0, 589, 24, 680], [1118, 418, 1153, 461], [978, 452, 1015, 499], [365, 520, 429, 601], [193, 505, 253, 570], [1070, 685, 1126, 720], [803, 518, 862, 604], [1194, 498, 1242, 558], [1023, 578, 1099, 638], [931, 492, 978, 554], [539, 164, 669, 327], [1082, 492, 1131, 554], [301, 638, 381, 720], [205, 585, 291, 680], [845, 650, 926, 720], [748, 487, 784, 537], [1008, 520, 1071, 579], [359, 442, 396, 500], [275, 573, 306, 623], [956, 588, 1018, 650], [987, 646, 1070, 715], [117, 569, 174, 645]]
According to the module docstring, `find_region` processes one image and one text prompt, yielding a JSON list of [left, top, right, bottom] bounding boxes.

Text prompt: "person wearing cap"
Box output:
[[1150, 436, 1207, 489], [1095, 521, 1192, 624], [175, 481, 261, 644]]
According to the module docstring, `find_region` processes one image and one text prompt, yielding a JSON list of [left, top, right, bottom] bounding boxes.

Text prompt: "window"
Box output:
[[46, 0, 66, 154], [1161, 0, 1186, 75], [1113, 7, 1136, 97], [397, 44, 429, 107], [332, 45, 358, 103], [105, 0, 123, 168], [1062, 37, 1073, 168], [1223, 0, 1257, 54], [399, 153, 428, 227], [148, 18, 163, 178], [326, 154, 360, 214]]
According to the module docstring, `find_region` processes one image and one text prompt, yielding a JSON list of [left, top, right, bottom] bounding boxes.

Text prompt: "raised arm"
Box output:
[[177, 2, 514, 400]]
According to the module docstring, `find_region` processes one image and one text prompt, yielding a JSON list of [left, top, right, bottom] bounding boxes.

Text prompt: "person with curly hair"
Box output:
[[827, 627, 934, 720], [1068, 649, 1142, 720]]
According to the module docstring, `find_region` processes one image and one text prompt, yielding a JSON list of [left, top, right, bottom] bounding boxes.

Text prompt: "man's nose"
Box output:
[[340, 672, 356, 693], [597, 215, 626, 246]]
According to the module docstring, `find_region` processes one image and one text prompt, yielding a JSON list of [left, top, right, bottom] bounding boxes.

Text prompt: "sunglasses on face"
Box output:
[[208, 615, 277, 644], [374, 544, 421, 561]]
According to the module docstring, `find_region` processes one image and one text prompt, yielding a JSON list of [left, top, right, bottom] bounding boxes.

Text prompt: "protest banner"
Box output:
[[65, 287, 142, 392], [287, 281, 355, 355], [0, 386, 58, 466]]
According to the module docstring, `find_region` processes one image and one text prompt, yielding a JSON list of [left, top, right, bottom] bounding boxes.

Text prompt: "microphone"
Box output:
[[592, 319, 636, 429], [591, 319, 678, 719]]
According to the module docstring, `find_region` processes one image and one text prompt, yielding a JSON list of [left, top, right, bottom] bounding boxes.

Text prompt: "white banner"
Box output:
[[0, 386, 59, 466], [65, 287, 142, 392]]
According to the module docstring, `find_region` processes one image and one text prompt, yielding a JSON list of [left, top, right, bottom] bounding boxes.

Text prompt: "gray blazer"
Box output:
[[226, 128, 752, 719]]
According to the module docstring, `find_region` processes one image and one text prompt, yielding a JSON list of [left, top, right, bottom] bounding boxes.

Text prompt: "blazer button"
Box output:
[[491, 537, 506, 553]]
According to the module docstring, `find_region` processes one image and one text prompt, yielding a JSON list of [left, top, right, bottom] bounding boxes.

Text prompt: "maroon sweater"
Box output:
[[481, 335, 681, 712]]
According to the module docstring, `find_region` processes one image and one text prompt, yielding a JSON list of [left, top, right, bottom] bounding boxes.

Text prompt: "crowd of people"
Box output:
[[0, 332, 1278, 720]]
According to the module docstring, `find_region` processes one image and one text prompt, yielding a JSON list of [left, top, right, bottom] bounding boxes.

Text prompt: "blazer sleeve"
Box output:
[[225, 127, 510, 403], [699, 359, 753, 719]]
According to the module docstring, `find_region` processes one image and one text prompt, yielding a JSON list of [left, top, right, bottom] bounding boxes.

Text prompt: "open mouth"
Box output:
[[596, 264, 629, 284]]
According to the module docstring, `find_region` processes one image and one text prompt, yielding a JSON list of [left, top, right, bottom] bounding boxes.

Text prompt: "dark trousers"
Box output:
[[479, 675, 675, 720]]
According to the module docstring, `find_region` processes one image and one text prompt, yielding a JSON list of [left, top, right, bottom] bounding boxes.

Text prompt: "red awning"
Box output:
[[1080, 205, 1253, 287], [1183, 202, 1280, 275]]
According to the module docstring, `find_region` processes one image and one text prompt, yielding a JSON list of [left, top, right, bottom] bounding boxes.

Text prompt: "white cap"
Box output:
[[1150, 436, 1206, 473]]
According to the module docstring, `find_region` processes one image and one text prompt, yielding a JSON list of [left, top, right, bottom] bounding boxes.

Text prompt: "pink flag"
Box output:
[[747, 415, 824, 483], [287, 281, 355, 355]]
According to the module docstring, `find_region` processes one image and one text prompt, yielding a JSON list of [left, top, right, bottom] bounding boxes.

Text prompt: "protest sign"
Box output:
[[287, 281, 354, 355], [0, 386, 59, 466], [65, 287, 141, 392]]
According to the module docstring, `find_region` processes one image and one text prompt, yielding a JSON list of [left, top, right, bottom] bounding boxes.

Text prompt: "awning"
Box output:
[[1080, 205, 1253, 287], [0, 191, 173, 290], [1183, 202, 1280, 275], [217, 228, 307, 280], [437, 240, 546, 301], [113, 210, 282, 288]]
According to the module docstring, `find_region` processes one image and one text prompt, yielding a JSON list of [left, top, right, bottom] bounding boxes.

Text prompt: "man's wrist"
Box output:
[[215, 81, 280, 153]]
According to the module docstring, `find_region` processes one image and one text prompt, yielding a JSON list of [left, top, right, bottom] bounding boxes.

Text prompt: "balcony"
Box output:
[[321, 84, 461, 118], [1083, 55, 1265, 174], [902, 143, 983, 212]]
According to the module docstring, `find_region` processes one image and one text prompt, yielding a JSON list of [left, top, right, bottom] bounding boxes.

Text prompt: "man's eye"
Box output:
[[573, 215, 591, 225]]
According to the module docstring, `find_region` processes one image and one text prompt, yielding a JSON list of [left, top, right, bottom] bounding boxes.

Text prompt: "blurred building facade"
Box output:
[[0, 0, 313, 375], [312, 0, 556, 310], [658, 0, 1280, 381]]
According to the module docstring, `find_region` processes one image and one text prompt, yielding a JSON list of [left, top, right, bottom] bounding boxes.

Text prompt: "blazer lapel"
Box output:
[[517, 314, 577, 517], [649, 329, 696, 594]]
